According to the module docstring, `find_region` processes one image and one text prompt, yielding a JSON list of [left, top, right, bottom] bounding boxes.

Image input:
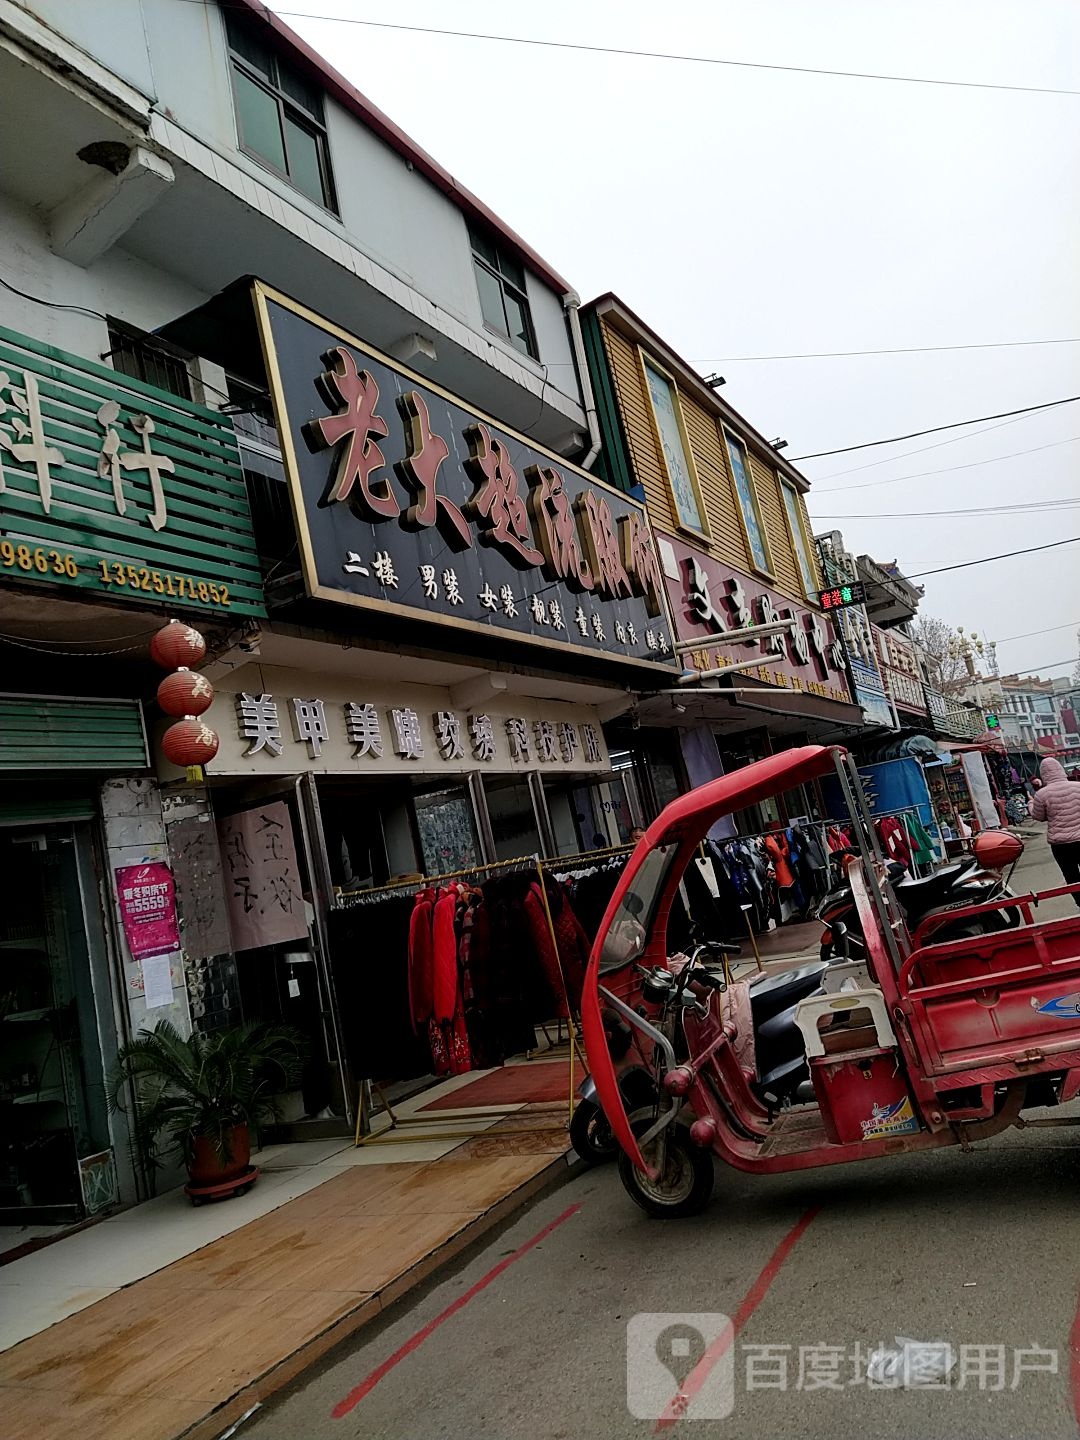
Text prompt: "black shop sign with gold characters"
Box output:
[[254, 284, 675, 669]]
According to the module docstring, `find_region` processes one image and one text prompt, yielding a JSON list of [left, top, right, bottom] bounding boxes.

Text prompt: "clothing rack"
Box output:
[[352, 845, 634, 1146]]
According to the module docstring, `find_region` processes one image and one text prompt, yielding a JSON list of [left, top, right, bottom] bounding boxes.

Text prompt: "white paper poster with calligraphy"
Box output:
[[217, 801, 309, 953]]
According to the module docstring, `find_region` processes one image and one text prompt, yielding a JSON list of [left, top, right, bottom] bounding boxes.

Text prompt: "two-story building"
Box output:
[[0, 0, 678, 1224], [580, 295, 864, 833]]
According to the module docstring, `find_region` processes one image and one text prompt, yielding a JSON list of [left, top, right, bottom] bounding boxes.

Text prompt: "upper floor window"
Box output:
[[106, 319, 191, 400], [468, 226, 538, 359], [723, 430, 771, 574], [642, 358, 707, 535], [225, 12, 337, 212], [780, 479, 817, 597]]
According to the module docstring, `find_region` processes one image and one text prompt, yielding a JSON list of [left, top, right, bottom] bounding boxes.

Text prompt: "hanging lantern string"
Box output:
[[0, 631, 154, 657], [0, 625, 162, 646]]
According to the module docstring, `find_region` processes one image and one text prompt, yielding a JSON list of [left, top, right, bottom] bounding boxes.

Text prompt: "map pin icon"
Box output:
[[654, 1321, 708, 1413]]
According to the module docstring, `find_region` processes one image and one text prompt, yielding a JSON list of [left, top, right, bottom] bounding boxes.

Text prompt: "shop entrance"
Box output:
[[0, 824, 116, 1224]]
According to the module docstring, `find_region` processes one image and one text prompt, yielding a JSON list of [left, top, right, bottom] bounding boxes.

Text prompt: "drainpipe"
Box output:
[[563, 289, 601, 471]]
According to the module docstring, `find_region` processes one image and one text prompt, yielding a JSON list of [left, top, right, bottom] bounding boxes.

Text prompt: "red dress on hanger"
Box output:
[[763, 833, 795, 889]]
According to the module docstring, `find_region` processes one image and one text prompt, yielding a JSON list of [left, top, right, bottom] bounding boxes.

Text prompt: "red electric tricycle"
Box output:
[[582, 745, 1080, 1217]]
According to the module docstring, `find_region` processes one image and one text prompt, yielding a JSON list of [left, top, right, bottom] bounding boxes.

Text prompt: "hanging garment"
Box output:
[[877, 816, 912, 869], [407, 887, 436, 1033], [906, 814, 936, 867], [431, 887, 460, 1025], [524, 880, 573, 1018], [764, 834, 795, 889]]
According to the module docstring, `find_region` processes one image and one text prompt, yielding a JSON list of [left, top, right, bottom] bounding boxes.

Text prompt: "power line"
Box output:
[[815, 498, 1080, 519], [201, 2, 1080, 98], [815, 411, 1048, 480], [996, 620, 1080, 645], [0, 272, 237, 408], [787, 394, 1080, 461], [907, 535, 1080, 579], [697, 337, 1080, 362], [814, 434, 1080, 493]]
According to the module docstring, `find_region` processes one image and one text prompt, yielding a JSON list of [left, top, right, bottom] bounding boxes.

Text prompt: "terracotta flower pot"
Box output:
[[186, 1123, 251, 1188]]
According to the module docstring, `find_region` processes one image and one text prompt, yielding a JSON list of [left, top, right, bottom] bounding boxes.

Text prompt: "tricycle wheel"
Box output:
[[569, 1099, 618, 1165], [618, 1109, 714, 1219]]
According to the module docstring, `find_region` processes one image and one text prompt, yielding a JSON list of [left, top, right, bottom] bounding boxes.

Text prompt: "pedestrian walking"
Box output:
[[1030, 757, 1080, 907]]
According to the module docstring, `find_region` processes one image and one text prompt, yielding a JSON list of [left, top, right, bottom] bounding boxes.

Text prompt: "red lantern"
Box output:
[[161, 717, 220, 768], [150, 621, 207, 670], [157, 668, 214, 717]]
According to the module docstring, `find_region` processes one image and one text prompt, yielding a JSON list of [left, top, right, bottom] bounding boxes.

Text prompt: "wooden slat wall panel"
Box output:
[[0, 326, 265, 618], [749, 452, 801, 597], [599, 316, 822, 608]]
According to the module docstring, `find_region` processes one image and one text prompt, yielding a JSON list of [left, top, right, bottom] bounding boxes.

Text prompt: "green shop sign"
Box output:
[[0, 324, 265, 618]]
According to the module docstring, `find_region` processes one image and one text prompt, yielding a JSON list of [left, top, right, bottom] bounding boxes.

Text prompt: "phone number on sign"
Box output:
[[0, 542, 232, 606]]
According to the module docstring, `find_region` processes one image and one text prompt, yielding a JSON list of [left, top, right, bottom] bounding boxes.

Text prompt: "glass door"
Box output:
[[0, 825, 111, 1222]]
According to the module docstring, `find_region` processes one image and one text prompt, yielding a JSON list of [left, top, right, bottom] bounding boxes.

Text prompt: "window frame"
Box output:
[[779, 477, 820, 600], [721, 426, 773, 579], [467, 226, 539, 361], [638, 350, 711, 541], [105, 319, 192, 401], [225, 17, 338, 215]]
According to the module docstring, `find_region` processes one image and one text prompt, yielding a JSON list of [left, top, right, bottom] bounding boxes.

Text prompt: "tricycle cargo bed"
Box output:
[[901, 912, 1080, 1074]]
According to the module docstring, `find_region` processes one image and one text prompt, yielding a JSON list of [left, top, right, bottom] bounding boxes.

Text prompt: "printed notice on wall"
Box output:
[[141, 953, 174, 1010], [115, 861, 181, 960], [217, 800, 309, 953]]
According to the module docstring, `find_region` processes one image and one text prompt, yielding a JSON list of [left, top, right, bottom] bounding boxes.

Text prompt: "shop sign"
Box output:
[[657, 532, 853, 705], [115, 861, 181, 960], [874, 626, 928, 715], [817, 581, 867, 611], [0, 324, 265, 617], [836, 603, 894, 729], [218, 800, 309, 953], [253, 284, 674, 669], [177, 670, 612, 778]]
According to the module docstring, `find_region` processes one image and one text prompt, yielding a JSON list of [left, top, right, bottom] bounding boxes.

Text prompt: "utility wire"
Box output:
[[787, 394, 1080, 461], [996, 620, 1080, 644], [813, 434, 1080, 493], [816, 498, 1080, 519], [814, 411, 1039, 481], [698, 337, 1080, 362], [205, 2, 1080, 98], [0, 272, 240, 409], [907, 535, 1080, 579]]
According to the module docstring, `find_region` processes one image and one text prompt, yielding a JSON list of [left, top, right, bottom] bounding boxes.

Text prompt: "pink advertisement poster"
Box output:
[[116, 861, 181, 960]]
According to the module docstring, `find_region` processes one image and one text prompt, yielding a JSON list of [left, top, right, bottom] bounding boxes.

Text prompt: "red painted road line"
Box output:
[[331, 1201, 582, 1419], [654, 1204, 822, 1432], [1069, 1282, 1080, 1432]]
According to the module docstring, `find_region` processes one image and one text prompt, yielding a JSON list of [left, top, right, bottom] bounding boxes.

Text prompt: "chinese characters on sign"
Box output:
[[217, 801, 309, 953], [229, 690, 605, 771], [257, 289, 673, 665], [115, 861, 181, 961], [662, 534, 853, 705], [0, 327, 264, 617], [817, 581, 867, 610]]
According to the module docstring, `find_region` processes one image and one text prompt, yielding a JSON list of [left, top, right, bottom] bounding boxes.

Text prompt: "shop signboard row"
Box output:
[[178, 668, 611, 778], [253, 284, 676, 671], [0, 324, 264, 617], [656, 531, 854, 704], [874, 625, 929, 716]]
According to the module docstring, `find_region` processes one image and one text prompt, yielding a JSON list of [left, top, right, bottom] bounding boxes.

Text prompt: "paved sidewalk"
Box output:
[[1, 1085, 572, 1440]]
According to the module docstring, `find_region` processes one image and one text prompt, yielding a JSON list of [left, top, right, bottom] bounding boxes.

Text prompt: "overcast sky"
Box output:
[[279, 0, 1080, 681]]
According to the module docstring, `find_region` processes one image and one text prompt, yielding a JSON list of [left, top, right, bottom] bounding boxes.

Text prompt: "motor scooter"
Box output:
[[817, 833, 1020, 961]]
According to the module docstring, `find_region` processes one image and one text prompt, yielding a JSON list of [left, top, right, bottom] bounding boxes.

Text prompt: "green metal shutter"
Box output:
[[0, 696, 147, 771]]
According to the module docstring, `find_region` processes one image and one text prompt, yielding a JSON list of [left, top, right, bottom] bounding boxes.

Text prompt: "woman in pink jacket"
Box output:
[[1030, 757, 1080, 907]]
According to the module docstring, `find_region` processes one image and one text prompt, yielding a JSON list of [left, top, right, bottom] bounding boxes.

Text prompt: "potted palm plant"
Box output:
[[111, 1019, 305, 1200]]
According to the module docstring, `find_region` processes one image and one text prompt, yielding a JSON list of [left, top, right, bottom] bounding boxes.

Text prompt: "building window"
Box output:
[[780, 480, 818, 597], [642, 357, 707, 534], [225, 11, 336, 211], [723, 430, 771, 574], [468, 226, 538, 359], [106, 320, 191, 400]]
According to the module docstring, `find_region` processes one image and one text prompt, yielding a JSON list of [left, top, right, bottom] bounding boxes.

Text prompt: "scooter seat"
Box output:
[[749, 962, 828, 1025], [894, 858, 976, 902]]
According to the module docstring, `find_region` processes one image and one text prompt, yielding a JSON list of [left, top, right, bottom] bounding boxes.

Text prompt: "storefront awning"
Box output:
[[632, 678, 866, 741]]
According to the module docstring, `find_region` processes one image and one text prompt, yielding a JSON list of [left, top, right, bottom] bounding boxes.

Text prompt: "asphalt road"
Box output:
[[244, 832, 1080, 1440], [244, 1117, 1080, 1440]]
